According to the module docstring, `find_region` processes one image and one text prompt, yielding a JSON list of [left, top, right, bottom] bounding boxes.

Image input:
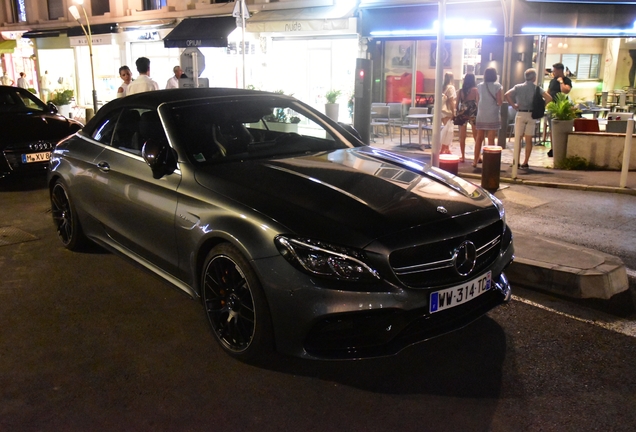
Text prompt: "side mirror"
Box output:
[[142, 139, 177, 179], [338, 122, 363, 142], [48, 102, 58, 114]]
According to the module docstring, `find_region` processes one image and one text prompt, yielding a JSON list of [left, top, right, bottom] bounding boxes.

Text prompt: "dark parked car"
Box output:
[[48, 88, 513, 360], [0, 85, 82, 179]]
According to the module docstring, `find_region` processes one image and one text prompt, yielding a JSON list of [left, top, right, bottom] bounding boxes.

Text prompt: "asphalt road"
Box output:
[[1, 175, 636, 431]]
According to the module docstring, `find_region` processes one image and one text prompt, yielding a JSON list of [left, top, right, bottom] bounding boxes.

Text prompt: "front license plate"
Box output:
[[22, 152, 50, 163], [429, 271, 492, 313]]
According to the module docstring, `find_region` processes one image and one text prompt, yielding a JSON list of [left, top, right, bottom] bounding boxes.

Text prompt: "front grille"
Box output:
[[390, 220, 503, 287]]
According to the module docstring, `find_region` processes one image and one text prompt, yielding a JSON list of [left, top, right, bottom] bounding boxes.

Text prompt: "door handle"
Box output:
[[97, 161, 110, 172]]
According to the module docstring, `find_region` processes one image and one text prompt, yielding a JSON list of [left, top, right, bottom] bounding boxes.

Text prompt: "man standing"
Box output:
[[165, 65, 184, 89], [0, 71, 14, 86], [505, 68, 552, 175], [17, 72, 28, 89], [547, 63, 572, 157], [39, 70, 51, 102], [127, 57, 160, 95]]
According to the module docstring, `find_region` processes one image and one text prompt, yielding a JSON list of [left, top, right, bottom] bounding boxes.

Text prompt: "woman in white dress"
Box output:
[[116, 66, 133, 98]]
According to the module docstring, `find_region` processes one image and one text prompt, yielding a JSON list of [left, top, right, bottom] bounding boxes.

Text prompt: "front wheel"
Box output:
[[50, 181, 88, 251], [201, 244, 273, 361]]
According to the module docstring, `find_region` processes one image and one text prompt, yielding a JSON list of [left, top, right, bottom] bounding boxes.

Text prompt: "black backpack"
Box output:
[[532, 86, 545, 119]]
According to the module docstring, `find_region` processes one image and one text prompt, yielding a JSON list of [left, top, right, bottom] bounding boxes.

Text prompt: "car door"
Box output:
[[87, 106, 182, 276]]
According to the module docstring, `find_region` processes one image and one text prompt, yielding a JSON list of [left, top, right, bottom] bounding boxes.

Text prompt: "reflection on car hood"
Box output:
[[194, 147, 498, 245], [0, 112, 80, 147]]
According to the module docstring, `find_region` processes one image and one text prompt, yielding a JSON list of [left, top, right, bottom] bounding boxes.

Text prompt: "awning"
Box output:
[[246, 4, 356, 33], [0, 39, 17, 54], [21, 28, 67, 39], [163, 16, 236, 48], [67, 23, 119, 37]]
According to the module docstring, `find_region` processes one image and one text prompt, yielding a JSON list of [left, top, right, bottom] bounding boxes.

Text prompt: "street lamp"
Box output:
[[69, 0, 98, 115]]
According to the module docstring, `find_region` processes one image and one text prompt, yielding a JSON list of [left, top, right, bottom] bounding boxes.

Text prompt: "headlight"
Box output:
[[488, 192, 506, 226], [275, 236, 380, 282]]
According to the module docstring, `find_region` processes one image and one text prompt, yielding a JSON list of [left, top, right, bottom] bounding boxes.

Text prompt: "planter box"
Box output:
[[266, 122, 298, 133], [567, 132, 636, 170]]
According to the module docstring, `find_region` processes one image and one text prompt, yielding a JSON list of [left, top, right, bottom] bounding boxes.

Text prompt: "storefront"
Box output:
[[513, 0, 636, 107], [359, 1, 506, 105], [244, 2, 359, 122]]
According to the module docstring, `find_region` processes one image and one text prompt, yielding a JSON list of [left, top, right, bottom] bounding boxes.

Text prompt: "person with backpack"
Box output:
[[505, 68, 552, 171]]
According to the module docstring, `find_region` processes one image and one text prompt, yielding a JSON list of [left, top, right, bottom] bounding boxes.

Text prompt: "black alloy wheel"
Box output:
[[50, 181, 87, 251], [202, 244, 273, 360]]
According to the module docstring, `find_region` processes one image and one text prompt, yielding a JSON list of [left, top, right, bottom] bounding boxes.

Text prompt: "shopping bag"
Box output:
[[441, 120, 454, 146]]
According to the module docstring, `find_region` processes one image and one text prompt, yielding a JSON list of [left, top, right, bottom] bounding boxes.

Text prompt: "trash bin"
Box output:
[[439, 154, 460, 175], [481, 145, 502, 193]]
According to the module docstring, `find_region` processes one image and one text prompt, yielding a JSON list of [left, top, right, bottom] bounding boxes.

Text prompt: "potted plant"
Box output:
[[546, 93, 580, 167], [325, 89, 341, 121], [50, 89, 74, 118]]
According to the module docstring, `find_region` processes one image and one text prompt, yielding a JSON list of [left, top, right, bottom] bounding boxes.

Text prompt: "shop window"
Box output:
[[90, 0, 110, 16], [48, 0, 64, 20], [11, 0, 27, 23], [546, 53, 601, 79], [143, 0, 167, 10]]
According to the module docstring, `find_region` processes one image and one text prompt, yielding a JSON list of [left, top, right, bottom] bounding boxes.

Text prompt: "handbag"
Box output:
[[532, 86, 545, 119]]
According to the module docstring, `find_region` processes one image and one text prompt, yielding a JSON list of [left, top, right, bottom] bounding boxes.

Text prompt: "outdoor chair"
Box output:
[[400, 107, 430, 146], [370, 106, 390, 143]]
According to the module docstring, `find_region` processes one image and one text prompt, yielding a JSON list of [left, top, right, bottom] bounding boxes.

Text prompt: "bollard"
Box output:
[[439, 154, 460, 175], [481, 145, 502, 193], [85, 108, 95, 123]]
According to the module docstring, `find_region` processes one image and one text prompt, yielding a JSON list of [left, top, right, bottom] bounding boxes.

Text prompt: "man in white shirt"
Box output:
[[165, 65, 184, 89], [127, 57, 160, 95], [39, 70, 51, 102], [0, 72, 14, 86], [17, 72, 29, 89]]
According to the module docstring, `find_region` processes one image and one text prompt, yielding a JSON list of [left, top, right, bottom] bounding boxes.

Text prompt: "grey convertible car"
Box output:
[[48, 88, 513, 360]]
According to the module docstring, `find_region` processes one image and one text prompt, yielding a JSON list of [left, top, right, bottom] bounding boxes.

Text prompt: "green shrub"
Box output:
[[325, 89, 341, 104], [556, 155, 600, 170], [50, 89, 74, 106]]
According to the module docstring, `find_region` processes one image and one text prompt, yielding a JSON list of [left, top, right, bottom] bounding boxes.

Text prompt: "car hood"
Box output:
[[0, 112, 81, 147], [194, 147, 499, 246]]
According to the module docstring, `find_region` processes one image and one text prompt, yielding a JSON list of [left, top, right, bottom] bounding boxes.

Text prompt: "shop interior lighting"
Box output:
[[371, 19, 496, 37], [522, 21, 636, 36]]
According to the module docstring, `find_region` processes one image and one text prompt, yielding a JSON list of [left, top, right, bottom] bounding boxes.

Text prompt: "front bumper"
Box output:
[[252, 237, 514, 360]]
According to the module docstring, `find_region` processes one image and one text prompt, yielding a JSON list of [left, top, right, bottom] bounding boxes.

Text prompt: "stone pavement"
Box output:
[[369, 132, 634, 304]]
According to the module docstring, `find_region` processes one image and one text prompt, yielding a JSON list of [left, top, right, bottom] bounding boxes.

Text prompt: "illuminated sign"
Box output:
[[522, 21, 636, 35], [371, 19, 497, 37]]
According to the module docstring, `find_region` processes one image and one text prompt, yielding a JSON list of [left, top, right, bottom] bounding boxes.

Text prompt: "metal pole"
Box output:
[[80, 6, 98, 114], [242, 3, 246, 89], [432, 0, 446, 168], [620, 119, 633, 188]]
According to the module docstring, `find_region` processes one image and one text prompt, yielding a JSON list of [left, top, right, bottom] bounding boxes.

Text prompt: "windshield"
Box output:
[[0, 88, 47, 113], [166, 97, 353, 164]]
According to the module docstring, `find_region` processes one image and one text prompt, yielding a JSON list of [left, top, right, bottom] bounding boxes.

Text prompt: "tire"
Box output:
[[201, 243, 273, 361], [50, 181, 88, 251]]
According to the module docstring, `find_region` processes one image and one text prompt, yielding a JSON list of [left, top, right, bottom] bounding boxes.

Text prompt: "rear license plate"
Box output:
[[429, 271, 492, 313], [21, 152, 50, 163]]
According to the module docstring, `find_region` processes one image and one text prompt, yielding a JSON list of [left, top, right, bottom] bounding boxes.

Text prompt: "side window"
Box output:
[[91, 109, 121, 146], [111, 108, 144, 154]]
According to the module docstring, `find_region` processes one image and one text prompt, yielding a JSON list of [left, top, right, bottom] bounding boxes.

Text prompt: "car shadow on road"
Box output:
[[256, 316, 506, 399], [0, 173, 48, 191]]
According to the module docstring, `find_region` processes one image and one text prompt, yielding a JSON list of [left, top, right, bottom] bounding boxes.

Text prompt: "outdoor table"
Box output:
[[406, 113, 434, 146]]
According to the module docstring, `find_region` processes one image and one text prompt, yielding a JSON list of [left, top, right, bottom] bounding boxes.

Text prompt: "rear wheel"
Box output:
[[201, 244, 273, 361], [50, 181, 87, 251]]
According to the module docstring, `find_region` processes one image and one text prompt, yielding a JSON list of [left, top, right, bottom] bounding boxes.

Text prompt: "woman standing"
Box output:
[[474, 67, 503, 167], [116, 66, 133, 98], [454, 73, 479, 162], [441, 72, 456, 154]]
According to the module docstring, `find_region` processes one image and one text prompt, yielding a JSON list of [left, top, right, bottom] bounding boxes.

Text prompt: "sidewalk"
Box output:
[[370, 132, 636, 194], [369, 131, 634, 306]]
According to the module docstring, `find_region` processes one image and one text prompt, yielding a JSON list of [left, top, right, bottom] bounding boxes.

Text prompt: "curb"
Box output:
[[505, 232, 629, 300], [458, 172, 636, 195]]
